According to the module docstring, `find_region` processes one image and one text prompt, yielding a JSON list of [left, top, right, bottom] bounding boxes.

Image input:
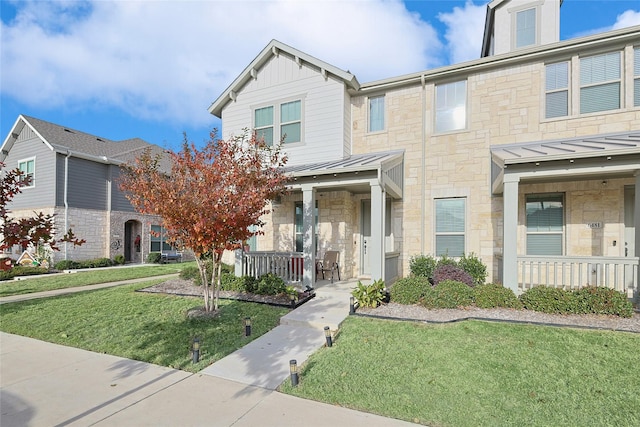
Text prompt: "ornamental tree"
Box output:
[[119, 131, 288, 312], [1, 163, 85, 259]]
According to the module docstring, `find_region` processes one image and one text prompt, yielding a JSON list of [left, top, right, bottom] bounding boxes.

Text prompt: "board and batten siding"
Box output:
[[66, 157, 108, 210], [4, 126, 57, 210], [221, 53, 349, 166]]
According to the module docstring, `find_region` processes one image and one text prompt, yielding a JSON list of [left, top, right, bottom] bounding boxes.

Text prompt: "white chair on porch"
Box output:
[[316, 250, 340, 283]]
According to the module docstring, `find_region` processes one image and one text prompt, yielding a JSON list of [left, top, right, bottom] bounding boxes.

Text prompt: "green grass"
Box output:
[[281, 316, 640, 427], [0, 263, 194, 297], [0, 279, 289, 372]]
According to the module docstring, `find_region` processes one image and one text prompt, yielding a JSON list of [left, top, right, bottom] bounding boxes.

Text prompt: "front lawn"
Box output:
[[0, 279, 289, 372], [281, 316, 640, 427], [0, 263, 192, 297]]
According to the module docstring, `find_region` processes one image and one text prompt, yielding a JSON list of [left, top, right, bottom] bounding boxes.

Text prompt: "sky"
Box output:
[[1, 0, 640, 151]]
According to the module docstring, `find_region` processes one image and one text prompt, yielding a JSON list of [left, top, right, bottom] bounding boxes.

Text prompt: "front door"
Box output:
[[624, 186, 635, 289], [124, 221, 133, 262], [361, 200, 371, 276]]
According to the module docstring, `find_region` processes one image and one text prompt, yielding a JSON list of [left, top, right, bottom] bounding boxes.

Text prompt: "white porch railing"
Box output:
[[239, 251, 304, 285], [517, 255, 639, 296]]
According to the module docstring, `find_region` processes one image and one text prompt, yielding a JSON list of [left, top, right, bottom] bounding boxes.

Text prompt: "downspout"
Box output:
[[64, 151, 71, 260], [420, 74, 426, 255]]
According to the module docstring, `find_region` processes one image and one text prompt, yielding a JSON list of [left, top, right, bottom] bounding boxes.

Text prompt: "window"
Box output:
[[435, 198, 465, 257], [368, 95, 385, 132], [580, 51, 621, 114], [280, 100, 301, 143], [150, 225, 173, 252], [255, 106, 274, 145], [526, 194, 563, 256], [545, 62, 569, 118], [435, 80, 466, 133], [634, 47, 640, 107], [18, 158, 35, 187], [294, 201, 318, 253], [515, 8, 536, 48]]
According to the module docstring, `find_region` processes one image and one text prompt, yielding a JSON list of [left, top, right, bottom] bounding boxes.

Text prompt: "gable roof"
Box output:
[[1, 115, 169, 168], [208, 39, 360, 118]]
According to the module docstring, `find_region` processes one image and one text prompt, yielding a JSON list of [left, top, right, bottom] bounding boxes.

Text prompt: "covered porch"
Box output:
[[491, 131, 640, 299]]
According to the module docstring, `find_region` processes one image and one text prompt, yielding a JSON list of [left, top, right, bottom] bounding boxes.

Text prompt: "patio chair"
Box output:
[[316, 250, 340, 283]]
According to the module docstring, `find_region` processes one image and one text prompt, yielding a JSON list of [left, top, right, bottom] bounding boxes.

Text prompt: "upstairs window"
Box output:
[[634, 47, 640, 107], [526, 194, 564, 256], [435, 197, 465, 257], [18, 158, 35, 188], [515, 8, 536, 49], [545, 62, 569, 118], [368, 95, 385, 132], [435, 80, 467, 133], [254, 99, 303, 145], [280, 100, 301, 143], [255, 106, 274, 145], [580, 51, 621, 114]]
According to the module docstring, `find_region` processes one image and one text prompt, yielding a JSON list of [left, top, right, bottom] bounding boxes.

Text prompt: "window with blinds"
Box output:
[[435, 198, 465, 257], [515, 8, 536, 49], [580, 51, 621, 114], [435, 80, 467, 133], [368, 95, 385, 132], [254, 106, 274, 146], [634, 47, 640, 107], [526, 194, 564, 256], [280, 100, 301, 143], [545, 61, 569, 118]]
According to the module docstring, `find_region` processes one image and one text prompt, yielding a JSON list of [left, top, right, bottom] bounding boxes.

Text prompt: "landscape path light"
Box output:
[[192, 337, 200, 364], [324, 326, 333, 347], [289, 359, 299, 386], [244, 317, 252, 337]]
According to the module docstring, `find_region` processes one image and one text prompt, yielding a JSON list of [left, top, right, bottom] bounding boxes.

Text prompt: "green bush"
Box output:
[[432, 264, 474, 287], [474, 284, 522, 309], [390, 276, 432, 305], [458, 253, 487, 286], [147, 252, 162, 264], [179, 265, 200, 281], [352, 279, 386, 308], [54, 260, 80, 270], [421, 280, 474, 309], [0, 266, 48, 281], [574, 286, 633, 318], [436, 254, 458, 268], [113, 254, 126, 265], [409, 255, 438, 279], [519, 286, 578, 314], [220, 274, 252, 292], [256, 273, 287, 295]]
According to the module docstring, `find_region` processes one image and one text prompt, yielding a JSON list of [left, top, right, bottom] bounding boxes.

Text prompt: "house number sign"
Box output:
[[587, 222, 603, 229]]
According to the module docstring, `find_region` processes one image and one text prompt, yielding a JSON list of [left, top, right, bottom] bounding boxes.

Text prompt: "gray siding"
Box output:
[[110, 166, 136, 212], [3, 127, 56, 210], [66, 157, 108, 210]]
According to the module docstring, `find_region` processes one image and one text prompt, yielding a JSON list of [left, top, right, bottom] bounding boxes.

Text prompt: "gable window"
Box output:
[[280, 100, 301, 143], [634, 47, 640, 107], [294, 200, 318, 253], [150, 225, 173, 252], [580, 51, 621, 114], [368, 95, 385, 132], [255, 106, 274, 145], [435, 80, 467, 133], [435, 197, 465, 257], [526, 194, 564, 256], [515, 8, 536, 49], [545, 61, 569, 118], [18, 158, 35, 187]]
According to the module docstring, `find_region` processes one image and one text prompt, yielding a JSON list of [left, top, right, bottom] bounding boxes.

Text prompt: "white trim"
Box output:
[[17, 156, 36, 189]]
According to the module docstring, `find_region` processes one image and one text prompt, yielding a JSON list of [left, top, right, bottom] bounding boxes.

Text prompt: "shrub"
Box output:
[[474, 284, 522, 309], [390, 276, 432, 305], [81, 258, 113, 268], [432, 264, 474, 287], [352, 279, 386, 308], [147, 252, 162, 264], [409, 255, 437, 279], [54, 260, 80, 270], [0, 266, 48, 281], [519, 286, 577, 314], [574, 286, 633, 318], [256, 273, 287, 295], [421, 280, 474, 309], [179, 265, 200, 281], [436, 254, 458, 268], [221, 274, 254, 293], [458, 253, 487, 286], [114, 254, 126, 265]]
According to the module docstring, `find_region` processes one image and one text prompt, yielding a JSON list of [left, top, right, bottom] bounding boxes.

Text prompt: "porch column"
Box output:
[[370, 181, 385, 283], [302, 184, 316, 288], [503, 175, 519, 293], [635, 173, 640, 299]]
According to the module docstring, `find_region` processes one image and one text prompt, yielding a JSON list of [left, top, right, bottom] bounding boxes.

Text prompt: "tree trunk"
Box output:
[[195, 257, 210, 312]]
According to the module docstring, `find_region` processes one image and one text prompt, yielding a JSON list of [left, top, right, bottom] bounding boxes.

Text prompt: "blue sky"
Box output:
[[1, 0, 639, 151]]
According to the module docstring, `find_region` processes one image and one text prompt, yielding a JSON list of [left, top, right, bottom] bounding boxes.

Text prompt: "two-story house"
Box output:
[[0, 115, 175, 265], [210, 0, 640, 300]]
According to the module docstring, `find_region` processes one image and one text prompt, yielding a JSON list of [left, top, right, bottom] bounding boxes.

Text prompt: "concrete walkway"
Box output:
[[0, 276, 419, 426]]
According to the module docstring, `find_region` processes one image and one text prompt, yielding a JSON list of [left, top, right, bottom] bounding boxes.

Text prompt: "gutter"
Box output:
[[64, 151, 71, 260]]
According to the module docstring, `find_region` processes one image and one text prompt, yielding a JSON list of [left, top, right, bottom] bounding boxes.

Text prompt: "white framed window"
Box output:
[[294, 201, 318, 253], [368, 95, 385, 132], [150, 225, 174, 253], [255, 106, 274, 145], [435, 80, 467, 133], [280, 100, 301, 143], [526, 194, 564, 256], [545, 61, 569, 118], [435, 197, 465, 257], [634, 47, 640, 107], [18, 157, 35, 188], [254, 98, 303, 146], [580, 51, 621, 114], [515, 7, 536, 49]]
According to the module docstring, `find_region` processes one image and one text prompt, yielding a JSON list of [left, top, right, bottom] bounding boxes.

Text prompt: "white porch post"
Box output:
[[370, 181, 385, 282], [503, 175, 520, 293], [302, 184, 316, 288], [635, 173, 640, 299]]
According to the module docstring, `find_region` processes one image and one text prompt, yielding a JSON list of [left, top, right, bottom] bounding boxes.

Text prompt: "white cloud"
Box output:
[[612, 9, 640, 29], [0, 0, 442, 128], [437, 1, 487, 64]]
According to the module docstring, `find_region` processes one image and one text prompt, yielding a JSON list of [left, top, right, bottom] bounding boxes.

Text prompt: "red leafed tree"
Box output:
[[1, 163, 85, 257], [119, 131, 288, 312]]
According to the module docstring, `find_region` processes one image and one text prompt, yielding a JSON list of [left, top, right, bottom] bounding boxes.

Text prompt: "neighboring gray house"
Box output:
[[0, 115, 172, 264]]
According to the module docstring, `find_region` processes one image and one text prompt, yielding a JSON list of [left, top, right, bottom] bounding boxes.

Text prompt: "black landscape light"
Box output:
[[244, 317, 252, 337], [192, 337, 200, 364], [290, 293, 297, 308], [324, 326, 333, 347], [289, 359, 299, 387], [349, 296, 355, 314]]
